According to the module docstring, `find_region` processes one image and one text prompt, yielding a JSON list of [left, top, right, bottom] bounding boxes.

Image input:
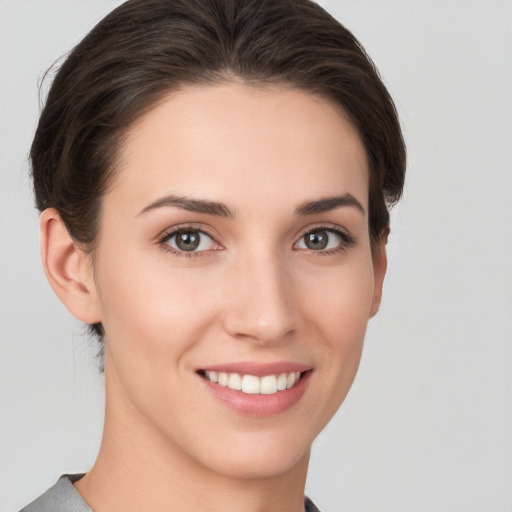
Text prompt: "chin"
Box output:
[[190, 429, 313, 481]]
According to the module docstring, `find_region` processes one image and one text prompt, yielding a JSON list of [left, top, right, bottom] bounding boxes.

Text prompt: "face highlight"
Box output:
[[88, 83, 385, 479]]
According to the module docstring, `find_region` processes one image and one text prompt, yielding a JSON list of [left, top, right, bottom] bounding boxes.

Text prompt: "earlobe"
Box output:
[[370, 236, 388, 318], [40, 208, 101, 324]]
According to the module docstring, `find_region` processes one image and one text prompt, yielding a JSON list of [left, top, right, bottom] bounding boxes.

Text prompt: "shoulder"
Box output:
[[21, 477, 322, 512], [19, 474, 90, 512], [305, 495, 324, 512]]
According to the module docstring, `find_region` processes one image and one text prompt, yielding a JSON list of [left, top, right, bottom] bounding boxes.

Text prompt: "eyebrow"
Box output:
[[137, 195, 233, 218], [295, 194, 365, 216], [137, 192, 365, 218]]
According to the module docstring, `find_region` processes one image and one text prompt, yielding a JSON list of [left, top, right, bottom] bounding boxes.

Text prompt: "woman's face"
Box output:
[[89, 83, 385, 479]]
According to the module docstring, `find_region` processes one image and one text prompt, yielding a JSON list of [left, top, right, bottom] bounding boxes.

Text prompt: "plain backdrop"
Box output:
[[1, 1, 511, 511]]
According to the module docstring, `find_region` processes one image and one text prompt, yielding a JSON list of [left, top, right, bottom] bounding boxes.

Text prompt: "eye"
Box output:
[[162, 229, 218, 253], [295, 228, 354, 253]]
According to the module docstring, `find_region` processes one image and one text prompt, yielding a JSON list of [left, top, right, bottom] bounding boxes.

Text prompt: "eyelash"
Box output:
[[295, 224, 356, 255], [157, 223, 356, 259], [158, 224, 220, 259]]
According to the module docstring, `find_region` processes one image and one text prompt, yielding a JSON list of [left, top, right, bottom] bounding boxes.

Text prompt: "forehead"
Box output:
[[109, 82, 369, 214]]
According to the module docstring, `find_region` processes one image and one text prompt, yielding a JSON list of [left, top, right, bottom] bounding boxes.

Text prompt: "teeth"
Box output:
[[242, 375, 260, 394], [204, 371, 303, 395], [260, 375, 278, 394], [277, 373, 287, 391], [228, 373, 242, 390], [218, 372, 228, 387]]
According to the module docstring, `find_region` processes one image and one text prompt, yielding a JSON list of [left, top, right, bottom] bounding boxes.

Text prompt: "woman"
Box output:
[[21, 0, 405, 510]]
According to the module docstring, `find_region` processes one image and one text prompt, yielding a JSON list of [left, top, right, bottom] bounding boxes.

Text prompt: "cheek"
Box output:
[[94, 251, 222, 369], [300, 255, 375, 339], [298, 258, 375, 408]]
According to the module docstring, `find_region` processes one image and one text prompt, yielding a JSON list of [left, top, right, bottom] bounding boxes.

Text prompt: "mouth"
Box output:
[[198, 369, 305, 395], [196, 363, 313, 417]]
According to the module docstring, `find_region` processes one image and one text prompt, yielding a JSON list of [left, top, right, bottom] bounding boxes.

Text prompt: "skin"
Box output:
[[41, 82, 386, 512]]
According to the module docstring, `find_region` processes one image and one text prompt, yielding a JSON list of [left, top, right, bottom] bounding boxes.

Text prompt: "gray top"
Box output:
[[20, 474, 322, 512], [20, 475, 91, 512]]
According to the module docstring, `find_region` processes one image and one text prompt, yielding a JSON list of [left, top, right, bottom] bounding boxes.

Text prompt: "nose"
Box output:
[[221, 251, 297, 345]]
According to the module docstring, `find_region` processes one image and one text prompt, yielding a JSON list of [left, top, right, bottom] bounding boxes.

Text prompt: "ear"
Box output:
[[369, 233, 388, 318], [40, 208, 101, 324]]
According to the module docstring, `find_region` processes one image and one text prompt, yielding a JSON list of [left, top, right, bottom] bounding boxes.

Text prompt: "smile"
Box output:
[[203, 371, 302, 395], [198, 362, 312, 416]]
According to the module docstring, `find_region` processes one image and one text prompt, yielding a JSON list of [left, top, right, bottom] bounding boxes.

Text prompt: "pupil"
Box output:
[[306, 231, 328, 250], [176, 231, 200, 251]]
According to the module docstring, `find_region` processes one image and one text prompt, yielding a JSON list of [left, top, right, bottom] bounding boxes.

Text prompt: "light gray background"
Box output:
[[1, 1, 511, 511]]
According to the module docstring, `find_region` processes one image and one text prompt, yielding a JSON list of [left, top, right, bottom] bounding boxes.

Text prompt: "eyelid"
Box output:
[[157, 221, 217, 240], [296, 222, 353, 240], [294, 223, 356, 252], [157, 223, 222, 257]]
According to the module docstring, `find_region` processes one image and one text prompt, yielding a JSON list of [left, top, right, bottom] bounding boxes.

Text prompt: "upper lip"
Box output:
[[197, 361, 312, 377]]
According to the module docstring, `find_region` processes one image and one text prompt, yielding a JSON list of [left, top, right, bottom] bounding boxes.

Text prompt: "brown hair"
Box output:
[[31, 0, 406, 340]]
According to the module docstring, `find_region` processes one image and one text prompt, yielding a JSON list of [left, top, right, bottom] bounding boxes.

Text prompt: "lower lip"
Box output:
[[200, 371, 312, 417]]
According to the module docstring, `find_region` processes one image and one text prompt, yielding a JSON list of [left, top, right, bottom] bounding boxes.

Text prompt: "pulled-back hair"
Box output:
[[31, 0, 406, 340]]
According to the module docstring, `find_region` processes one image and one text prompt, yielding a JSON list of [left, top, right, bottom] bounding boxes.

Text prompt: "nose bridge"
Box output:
[[222, 246, 296, 344]]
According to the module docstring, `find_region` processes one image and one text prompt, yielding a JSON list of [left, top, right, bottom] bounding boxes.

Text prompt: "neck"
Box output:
[[75, 370, 310, 512]]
